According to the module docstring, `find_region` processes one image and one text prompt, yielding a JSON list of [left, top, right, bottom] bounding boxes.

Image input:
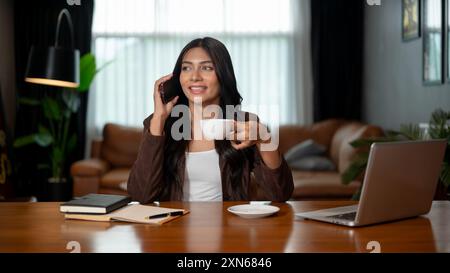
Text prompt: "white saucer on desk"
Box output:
[[227, 204, 280, 219]]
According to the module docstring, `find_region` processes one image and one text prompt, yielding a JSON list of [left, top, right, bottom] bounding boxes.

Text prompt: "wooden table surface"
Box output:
[[0, 201, 449, 253]]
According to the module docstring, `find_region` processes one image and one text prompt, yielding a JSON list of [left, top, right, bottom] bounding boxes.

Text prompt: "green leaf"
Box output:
[[18, 97, 41, 106], [341, 157, 368, 185], [385, 130, 404, 138], [13, 134, 37, 148], [350, 137, 397, 148], [341, 152, 369, 184], [34, 132, 53, 147], [349, 139, 374, 148], [62, 89, 80, 113], [77, 53, 97, 92], [429, 108, 450, 139], [14, 132, 52, 148], [42, 98, 62, 121]]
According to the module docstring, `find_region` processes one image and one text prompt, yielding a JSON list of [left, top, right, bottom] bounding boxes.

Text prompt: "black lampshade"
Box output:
[[25, 46, 80, 88], [25, 9, 80, 89]]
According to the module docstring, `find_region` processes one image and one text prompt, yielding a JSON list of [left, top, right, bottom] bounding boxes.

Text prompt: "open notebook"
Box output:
[[64, 204, 189, 225]]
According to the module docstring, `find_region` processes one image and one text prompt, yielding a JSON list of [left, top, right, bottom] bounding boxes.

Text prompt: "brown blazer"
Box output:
[[127, 115, 294, 203]]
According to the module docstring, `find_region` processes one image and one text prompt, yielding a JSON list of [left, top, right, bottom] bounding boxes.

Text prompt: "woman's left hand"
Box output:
[[229, 120, 271, 150]]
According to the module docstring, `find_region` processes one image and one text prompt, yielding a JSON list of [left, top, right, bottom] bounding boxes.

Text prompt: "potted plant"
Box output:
[[14, 53, 108, 201], [342, 108, 450, 201]]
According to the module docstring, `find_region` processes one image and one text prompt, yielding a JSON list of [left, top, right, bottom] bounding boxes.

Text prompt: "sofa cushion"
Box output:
[[329, 122, 363, 168], [100, 168, 131, 190], [289, 156, 336, 171], [278, 126, 314, 155], [310, 119, 347, 149], [101, 123, 142, 168], [278, 119, 346, 155], [337, 124, 385, 173], [284, 139, 326, 162], [291, 170, 360, 199], [70, 158, 110, 176]]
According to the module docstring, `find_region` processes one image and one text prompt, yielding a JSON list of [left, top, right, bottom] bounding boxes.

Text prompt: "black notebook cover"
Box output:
[[60, 194, 132, 214]]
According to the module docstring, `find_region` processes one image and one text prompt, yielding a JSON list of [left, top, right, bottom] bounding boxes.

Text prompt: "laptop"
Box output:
[[295, 140, 447, 227]]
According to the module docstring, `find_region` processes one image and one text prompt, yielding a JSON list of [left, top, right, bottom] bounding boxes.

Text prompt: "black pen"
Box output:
[[148, 211, 184, 219]]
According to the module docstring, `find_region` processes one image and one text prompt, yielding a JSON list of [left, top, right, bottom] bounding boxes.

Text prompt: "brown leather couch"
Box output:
[[71, 124, 142, 197], [278, 119, 384, 200], [71, 120, 384, 200]]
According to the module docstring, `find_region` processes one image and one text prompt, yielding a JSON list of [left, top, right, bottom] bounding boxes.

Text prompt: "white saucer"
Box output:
[[227, 204, 280, 219]]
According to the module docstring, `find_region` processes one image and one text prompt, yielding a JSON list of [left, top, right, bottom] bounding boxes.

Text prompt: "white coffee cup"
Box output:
[[200, 119, 235, 140]]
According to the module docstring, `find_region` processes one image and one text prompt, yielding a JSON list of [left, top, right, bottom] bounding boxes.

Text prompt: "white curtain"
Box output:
[[87, 0, 312, 156]]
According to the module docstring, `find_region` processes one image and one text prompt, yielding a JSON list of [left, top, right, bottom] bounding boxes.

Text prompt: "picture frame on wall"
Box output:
[[403, 0, 421, 41], [423, 0, 444, 85]]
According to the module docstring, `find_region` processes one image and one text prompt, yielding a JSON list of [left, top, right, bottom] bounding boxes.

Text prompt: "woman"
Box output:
[[128, 37, 293, 203]]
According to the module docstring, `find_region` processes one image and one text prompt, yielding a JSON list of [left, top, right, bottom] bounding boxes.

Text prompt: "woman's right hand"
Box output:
[[150, 74, 179, 136]]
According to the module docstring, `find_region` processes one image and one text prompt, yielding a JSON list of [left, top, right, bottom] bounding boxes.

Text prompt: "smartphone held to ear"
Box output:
[[160, 78, 179, 104]]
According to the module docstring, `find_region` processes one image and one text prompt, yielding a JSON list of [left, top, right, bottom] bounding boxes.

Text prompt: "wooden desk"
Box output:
[[0, 201, 449, 253]]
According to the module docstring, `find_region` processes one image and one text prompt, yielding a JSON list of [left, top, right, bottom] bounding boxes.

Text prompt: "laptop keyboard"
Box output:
[[327, 212, 357, 221]]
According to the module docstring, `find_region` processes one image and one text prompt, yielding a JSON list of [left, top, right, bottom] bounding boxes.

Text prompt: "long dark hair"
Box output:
[[161, 37, 253, 200]]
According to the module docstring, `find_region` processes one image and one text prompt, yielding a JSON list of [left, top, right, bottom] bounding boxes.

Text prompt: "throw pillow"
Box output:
[[284, 139, 326, 163], [289, 156, 336, 171]]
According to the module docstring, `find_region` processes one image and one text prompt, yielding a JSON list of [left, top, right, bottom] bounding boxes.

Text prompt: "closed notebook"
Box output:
[[60, 194, 131, 214], [64, 204, 189, 225]]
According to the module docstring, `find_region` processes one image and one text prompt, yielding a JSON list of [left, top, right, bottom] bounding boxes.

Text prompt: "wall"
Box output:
[[0, 0, 16, 135], [363, 0, 450, 131]]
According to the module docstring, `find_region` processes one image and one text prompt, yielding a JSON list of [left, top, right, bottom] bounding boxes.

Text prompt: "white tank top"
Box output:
[[183, 149, 223, 201]]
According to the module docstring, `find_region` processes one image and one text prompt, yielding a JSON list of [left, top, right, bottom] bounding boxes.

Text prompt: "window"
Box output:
[[89, 0, 308, 136]]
